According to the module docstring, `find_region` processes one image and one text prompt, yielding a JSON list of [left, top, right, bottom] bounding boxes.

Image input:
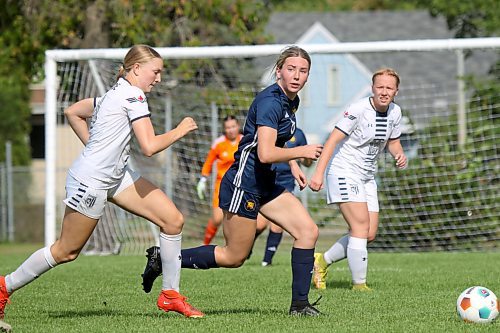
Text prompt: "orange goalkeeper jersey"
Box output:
[[201, 134, 243, 181]]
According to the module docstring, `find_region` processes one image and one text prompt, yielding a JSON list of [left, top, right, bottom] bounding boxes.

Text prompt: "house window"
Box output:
[[327, 65, 340, 106]]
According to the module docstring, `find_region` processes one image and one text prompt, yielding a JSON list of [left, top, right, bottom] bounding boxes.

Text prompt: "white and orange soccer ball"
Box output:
[[456, 286, 499, 323]]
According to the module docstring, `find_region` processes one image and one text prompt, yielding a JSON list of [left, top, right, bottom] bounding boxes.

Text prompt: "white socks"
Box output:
[[5, 247, 57, 294], [159, 232, 182, 292], [347, 236, 368, 285], [4, 236, 183, 295], [323, 234, 349, 264]]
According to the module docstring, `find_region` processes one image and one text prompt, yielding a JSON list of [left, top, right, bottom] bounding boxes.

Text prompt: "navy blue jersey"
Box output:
[[272, 127, 308, 191], [224, 83, 299, 195]]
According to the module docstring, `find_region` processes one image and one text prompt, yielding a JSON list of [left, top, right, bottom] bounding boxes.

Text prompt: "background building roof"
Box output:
[[266, 10, 496, 88]]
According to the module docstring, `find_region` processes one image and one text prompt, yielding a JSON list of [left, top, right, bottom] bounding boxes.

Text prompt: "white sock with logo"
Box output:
[[347, 236, 368, 285], [160, 232, 182, 292], [323, 234, 349, 264], [5, 247, 57, 294]]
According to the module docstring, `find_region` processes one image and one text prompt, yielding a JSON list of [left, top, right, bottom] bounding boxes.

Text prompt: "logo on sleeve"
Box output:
[[126, 95, 147, 103], [344, 111, 356, 120]]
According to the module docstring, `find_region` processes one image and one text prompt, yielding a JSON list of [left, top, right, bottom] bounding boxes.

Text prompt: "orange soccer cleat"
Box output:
[[0, 276, 10, 320], [157, 290, 204, 318]]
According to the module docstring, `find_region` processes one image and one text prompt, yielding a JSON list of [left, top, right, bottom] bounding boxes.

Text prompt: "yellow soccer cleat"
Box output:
[[313, 253, 328, 290], [352, 283, 373, 292]]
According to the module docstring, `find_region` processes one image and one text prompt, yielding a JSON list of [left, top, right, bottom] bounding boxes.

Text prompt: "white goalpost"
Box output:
[[44, 38, 500, 254]]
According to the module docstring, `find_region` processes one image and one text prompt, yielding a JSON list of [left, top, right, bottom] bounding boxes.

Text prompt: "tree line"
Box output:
[[0, 0, 497, 165]]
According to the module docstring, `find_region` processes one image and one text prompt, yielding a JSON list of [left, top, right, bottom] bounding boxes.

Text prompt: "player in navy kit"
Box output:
[[180, 46, 323, 316], [260, 127, 312, 266]]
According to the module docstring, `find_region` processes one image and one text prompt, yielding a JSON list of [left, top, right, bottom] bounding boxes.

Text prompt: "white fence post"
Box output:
[[164, 94, 173, 198], [456, 50, 466, 149], [44, 55, 57, 246], [0, 164, 6, 241], [6, 141, 14, 242]]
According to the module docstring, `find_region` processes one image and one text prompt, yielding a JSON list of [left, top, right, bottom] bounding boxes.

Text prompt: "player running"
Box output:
[[178, 46, 323, 316], [0, 45, 203, 327], [197, 116, 243, 245], [141, 127, 310, 290], [309, 68, 407, 291], [141, 116, 242, 293], [141, 128, 310, 276], [260, 127, 312, 266]]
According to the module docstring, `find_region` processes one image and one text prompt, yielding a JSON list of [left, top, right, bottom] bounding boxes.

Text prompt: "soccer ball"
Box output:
[[456, 286, 499, 323]]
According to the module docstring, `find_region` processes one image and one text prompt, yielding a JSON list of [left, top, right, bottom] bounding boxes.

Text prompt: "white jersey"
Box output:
[[69, 78, 150, 189], [327, 97, 402, 180]]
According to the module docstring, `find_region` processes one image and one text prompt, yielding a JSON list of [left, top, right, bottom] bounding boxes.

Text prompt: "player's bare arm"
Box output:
[[257, 126, 322, 164], [133, 116, 198, 157], [289, 160, 307, 190], [387, 138, 407, 169], [64, 98, 94, 145], [309, 128, 346, 191]]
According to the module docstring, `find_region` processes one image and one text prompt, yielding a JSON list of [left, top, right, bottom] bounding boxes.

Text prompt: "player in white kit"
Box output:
[[309, 68, 407, 291], [0, 45, 203, 329]]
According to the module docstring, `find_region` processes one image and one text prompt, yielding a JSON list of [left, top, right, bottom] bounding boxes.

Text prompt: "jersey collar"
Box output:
[[369, 97, 389, 117]]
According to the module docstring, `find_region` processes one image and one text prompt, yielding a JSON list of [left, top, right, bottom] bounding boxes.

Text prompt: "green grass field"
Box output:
[[1, 242, 499, 332]]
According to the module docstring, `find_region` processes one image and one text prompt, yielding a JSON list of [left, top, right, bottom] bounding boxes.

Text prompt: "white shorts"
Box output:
[[326, 173, 379, 212], [63, 167, 140, 219]]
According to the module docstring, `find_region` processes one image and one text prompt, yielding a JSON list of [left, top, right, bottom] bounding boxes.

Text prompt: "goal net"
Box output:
[[44, 39, 499, 254]]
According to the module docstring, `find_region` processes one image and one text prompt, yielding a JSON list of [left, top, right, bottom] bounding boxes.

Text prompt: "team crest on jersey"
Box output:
[[85, 194, 97, 208], [344, 111, 356, 120], [126, 95, 147, 103], [290, 136, 296, 143], [244, 199, 256, 212], [291, 107, 297, 113]]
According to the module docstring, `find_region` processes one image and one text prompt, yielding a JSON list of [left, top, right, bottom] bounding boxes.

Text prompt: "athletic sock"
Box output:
[[203, 219, 218, 245], [181, 245, 218, 269], [5, 247, 57, 294], [347, 236, 368, 285], [291, 247, 314, 302], [159, 232, 182, 291], [323, 234, 349, 264], [262, 230, 283, 264]]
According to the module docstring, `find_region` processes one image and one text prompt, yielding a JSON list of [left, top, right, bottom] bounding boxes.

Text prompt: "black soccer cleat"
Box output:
[[289, 296, 322, 316], [141, 246, 162, 293]]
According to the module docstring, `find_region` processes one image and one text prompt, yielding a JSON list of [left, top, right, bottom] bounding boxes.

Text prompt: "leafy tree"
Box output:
[[0, 0, 275, 165], [0, 72, 32, 166], [415, 0, 499, 38], [270, 0, 418, 11]]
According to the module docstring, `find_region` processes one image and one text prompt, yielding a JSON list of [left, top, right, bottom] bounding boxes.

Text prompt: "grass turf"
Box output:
[[0, 242, 499, 332]]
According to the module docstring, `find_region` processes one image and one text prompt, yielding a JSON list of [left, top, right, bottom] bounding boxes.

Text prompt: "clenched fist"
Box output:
[[176, 117, 198, 137]]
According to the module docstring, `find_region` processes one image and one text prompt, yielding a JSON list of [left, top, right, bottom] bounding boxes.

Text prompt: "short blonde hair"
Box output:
[[117, 45, 162, 81], [372, 68, 400, 87]]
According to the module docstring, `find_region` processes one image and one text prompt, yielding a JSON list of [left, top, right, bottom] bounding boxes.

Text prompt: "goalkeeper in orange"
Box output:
[[197, 115, 242, 245]]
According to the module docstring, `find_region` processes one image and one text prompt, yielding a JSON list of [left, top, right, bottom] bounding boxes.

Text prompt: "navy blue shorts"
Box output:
[[219, 176, 286, 219]]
